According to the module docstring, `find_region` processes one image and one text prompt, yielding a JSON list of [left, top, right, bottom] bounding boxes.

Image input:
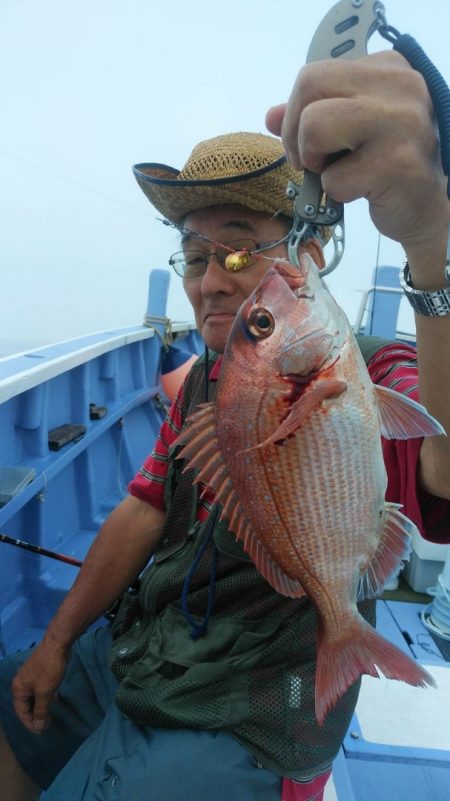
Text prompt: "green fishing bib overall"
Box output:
[[110, 337, 382, 781]]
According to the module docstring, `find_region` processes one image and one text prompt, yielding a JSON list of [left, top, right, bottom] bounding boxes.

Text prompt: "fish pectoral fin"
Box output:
[[374, 384, 445, 440], [240, 378, 347, 452], [358, 503, 417, 600]]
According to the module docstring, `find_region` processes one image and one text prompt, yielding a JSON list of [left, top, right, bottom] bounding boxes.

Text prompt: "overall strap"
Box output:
[[154, 352, 219, 562]]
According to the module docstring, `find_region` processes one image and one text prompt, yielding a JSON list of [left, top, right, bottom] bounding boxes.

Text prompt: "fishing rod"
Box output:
[[0, 533, 82, 567], [0, 532, 140, 620]]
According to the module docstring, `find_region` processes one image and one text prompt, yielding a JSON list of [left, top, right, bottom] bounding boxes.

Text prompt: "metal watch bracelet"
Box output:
[[400, 260, 450, 316]]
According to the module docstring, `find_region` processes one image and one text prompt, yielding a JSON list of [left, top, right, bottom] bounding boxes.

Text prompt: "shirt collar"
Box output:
[[209, 355, 222, 381]]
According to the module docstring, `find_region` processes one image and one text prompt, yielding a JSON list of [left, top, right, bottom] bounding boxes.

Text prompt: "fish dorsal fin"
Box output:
[[358, 503, 416, 600], [174, 403, 225, 483], [239, 378, 347, 453], [174, 404, 305, 599], [374, 384, 445, 440], [243, 532, 306, 598]]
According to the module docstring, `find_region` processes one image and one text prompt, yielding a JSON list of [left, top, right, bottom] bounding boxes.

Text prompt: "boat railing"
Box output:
[[353, 284, 415, 343], [0, 270, 203, 655]]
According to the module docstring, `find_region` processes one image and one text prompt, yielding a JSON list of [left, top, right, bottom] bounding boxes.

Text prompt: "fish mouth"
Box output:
[[272, 260, 304, 286], [259, 260, 314, 302], [258, 261, 340, 373]]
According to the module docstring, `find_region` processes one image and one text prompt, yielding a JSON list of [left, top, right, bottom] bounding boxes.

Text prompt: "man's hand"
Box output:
[[266, 51, 449, 271], [9, 496, 166, 735], [12, 637, 71, 734], [267, 50, 450, 501]]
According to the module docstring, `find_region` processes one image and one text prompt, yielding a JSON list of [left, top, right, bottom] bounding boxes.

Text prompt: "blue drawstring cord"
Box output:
[[181, 506, 219, 639]]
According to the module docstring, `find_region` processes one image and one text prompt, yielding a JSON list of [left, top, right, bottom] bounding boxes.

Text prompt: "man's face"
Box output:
[[182, 205, 292, 353]]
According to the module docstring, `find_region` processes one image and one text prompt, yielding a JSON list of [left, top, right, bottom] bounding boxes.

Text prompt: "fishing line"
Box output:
[[368, 230, 382, 336], [116, 417, 129, 498], [415, 632, 443, 660], [204, 346, 209, 403], [0, 148, 150, 217]]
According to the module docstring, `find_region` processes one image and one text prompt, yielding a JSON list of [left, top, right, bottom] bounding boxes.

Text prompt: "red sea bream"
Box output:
[[174, 256, 444, 724]]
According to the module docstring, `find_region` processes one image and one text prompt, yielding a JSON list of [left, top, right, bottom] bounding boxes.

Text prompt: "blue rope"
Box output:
[[181, 507, 219, 639]]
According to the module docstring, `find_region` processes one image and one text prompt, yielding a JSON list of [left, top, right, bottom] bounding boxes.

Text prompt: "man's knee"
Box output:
[[0, 651, 41, 799], [0, 723, 41, 801]]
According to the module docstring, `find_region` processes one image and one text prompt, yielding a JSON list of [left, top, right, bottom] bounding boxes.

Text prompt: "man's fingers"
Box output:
[[10, 640, 70, 735], [279, 52, 427, 170], [265, 104, 286, 137], [293, 97, 369, 174], [31, 691, 54, 732], [12, 685, 35, 730], [13, 682, 53, 733]]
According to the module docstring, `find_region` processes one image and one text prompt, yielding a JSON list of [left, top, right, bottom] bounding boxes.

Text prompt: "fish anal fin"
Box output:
[[315, 619, 436, 725], [358, 503, 416, 600], [374, 384, 445, 440], [239, 378, 347, 454]]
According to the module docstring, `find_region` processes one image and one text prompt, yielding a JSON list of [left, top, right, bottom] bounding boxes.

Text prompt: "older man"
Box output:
[[1, 52, 449, 801]]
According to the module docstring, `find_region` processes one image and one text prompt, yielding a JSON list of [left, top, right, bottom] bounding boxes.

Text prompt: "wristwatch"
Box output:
[[400, 231, 450, 316]]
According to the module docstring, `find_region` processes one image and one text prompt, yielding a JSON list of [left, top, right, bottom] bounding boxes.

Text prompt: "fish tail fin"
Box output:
[[315, 620, 436, 725]]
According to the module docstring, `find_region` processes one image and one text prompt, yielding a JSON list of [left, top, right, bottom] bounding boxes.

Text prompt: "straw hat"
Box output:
[[133, 132, 331, 243]]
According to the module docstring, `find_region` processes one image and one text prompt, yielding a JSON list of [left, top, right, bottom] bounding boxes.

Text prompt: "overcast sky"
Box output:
[[1, 0, 449, 356]]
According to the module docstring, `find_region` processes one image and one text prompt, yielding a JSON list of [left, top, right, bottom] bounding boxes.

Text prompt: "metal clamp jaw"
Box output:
[[287, 171, 343, 228], [291, 0, 386, 274], [286, 174, 345, 277]]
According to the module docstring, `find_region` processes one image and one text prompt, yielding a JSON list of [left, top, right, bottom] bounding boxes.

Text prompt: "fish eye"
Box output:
[[247, 308, 275, 339]]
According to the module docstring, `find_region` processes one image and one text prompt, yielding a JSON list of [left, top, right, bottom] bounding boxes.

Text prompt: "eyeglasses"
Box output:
[[168, 234, 291, 279]]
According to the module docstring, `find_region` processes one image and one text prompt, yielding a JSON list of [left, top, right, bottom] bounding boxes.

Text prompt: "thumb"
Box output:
[[265, 103, 287, 137], [31, 692, 53, 733]]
